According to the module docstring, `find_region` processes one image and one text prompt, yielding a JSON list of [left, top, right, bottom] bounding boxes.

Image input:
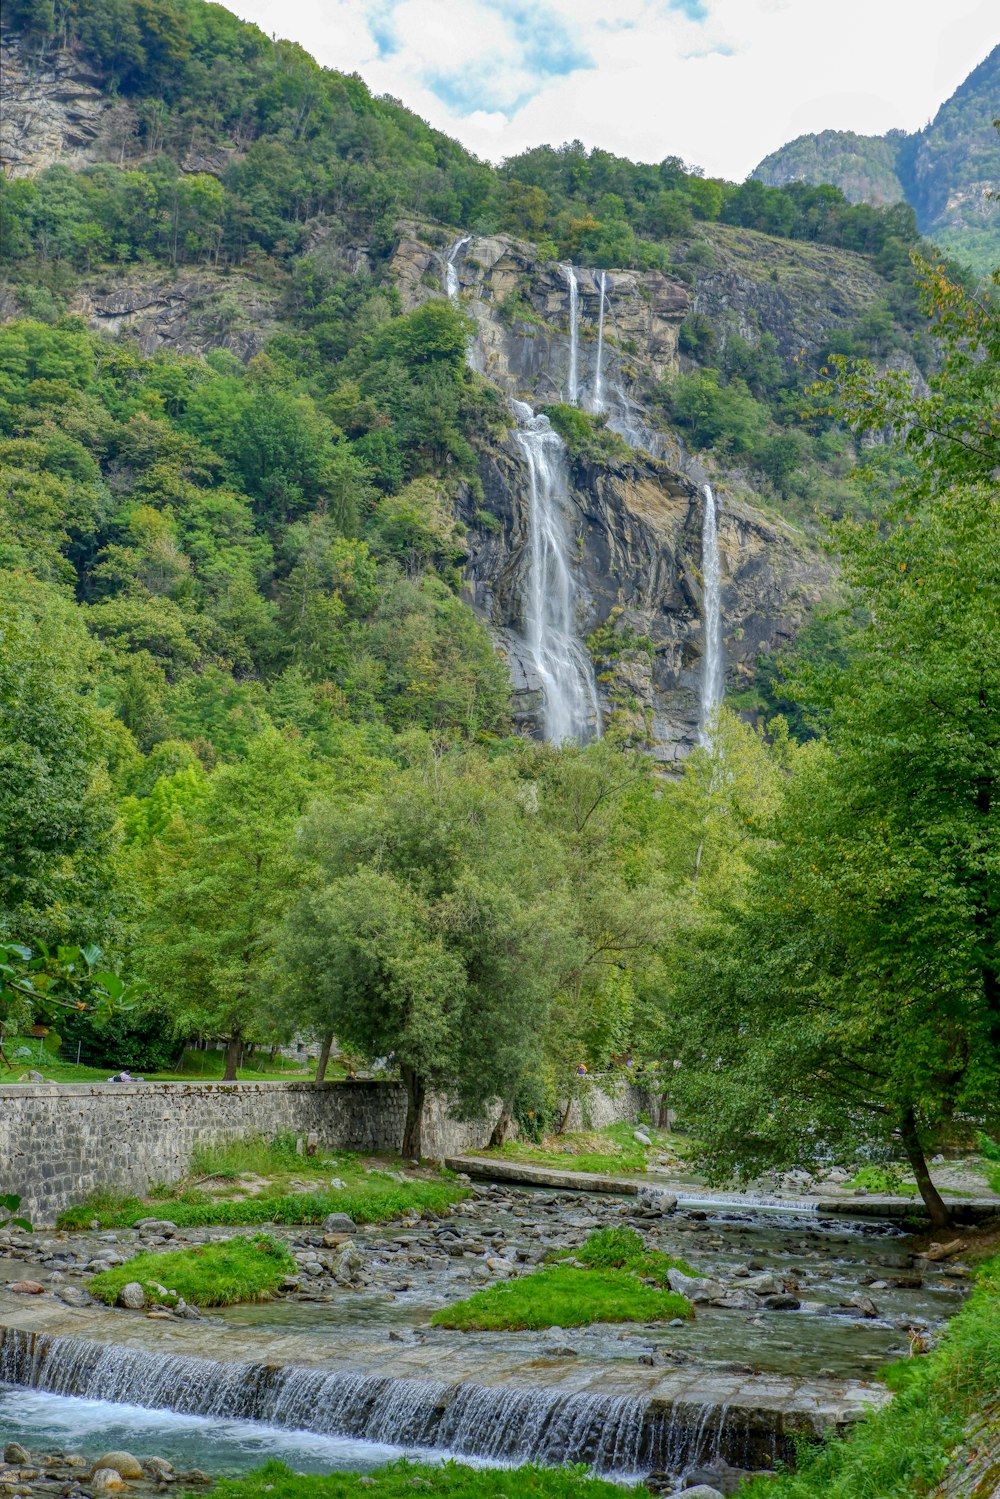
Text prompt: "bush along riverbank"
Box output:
[[744, 1251, 1000, 1498]]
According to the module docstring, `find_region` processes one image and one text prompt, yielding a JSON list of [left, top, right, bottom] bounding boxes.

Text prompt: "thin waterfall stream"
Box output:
[[592, 270, 607, 413], [562, 264, 579, 404], [443, 236, 470, 300], [698, 483, 724, 744], [512, 401, 601, 745]]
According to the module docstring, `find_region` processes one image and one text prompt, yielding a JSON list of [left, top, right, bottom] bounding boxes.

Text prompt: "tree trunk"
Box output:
[[488, 1102, 514, 1150], [400, 1064, 425, 1160], [315, 1033, 334, 1084], [900, 1106, 952, 1230], [222, 1031, 241, 1083]]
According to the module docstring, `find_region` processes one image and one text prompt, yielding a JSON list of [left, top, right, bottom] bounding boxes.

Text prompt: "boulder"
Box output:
[[673, 1488, 725, 1499], [4, 1443, 31, 1464], [761, 1293, 801, 1311], [116, 1281, 146, 1310], [7, 1280, 45, 1294], [95, 1452, 143, 1480], [90, 1470, 126, 1492], [667, 1268, 724, 1302], [323, 1212, 357, 1233], [56, 1285, 93, 1307], [142, 1458, 174, 1479], [633, 1130, 653, 1146]]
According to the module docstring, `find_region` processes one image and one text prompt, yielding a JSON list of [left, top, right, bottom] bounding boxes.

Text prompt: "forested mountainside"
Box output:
[[1, 0, 998, 1189], [753, 44, 1000, 275]]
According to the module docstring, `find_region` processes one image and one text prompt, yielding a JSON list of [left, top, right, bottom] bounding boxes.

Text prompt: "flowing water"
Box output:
[[443, 236, 470, 300], [591, 270, 607, 413], [562, 264, 579, 404], [698, 483, 724, 744], [512, 401, 601, 745]]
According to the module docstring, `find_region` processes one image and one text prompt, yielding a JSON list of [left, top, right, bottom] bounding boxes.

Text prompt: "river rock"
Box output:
[[7, 1279, 45, 1294], [94, 1452, 144, 1479], [90, 1469, 126, 1492], [667, 1268, 724, 1302], [3, 1443, 30, 1464], [673, 1488, 725, 1499], [143, 1457, 174, 1478], [633, 1130, 653, 1146], [761, 1293, 801, 1311], [117, 1281, 146, 1309], [323, 1212, 357, 1233], [56, 1284, 93, 1307]]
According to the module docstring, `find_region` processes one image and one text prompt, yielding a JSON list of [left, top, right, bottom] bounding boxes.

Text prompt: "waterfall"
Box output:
[[444, 236, 470, 300], [512, 401, 601, 745], [698, 483, 724, 745], [0, 1328, 795, 1478], [591, 270, 607, 413], [562, 264, 579, 404]]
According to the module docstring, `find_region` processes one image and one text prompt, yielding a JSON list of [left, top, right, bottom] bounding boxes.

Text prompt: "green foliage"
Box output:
[[571, 1226, 697, 1284], [216, 1459, 652, 1499], [89, 1234, 296, 1308], [431, 1263, 692, 1331], [541, 404, 631, 464], [743, 1254, 1000, 1498], [0, 1194, 32, 1233]]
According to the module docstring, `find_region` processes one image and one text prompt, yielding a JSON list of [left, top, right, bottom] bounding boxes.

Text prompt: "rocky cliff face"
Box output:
[[461, 433, 829, 763]]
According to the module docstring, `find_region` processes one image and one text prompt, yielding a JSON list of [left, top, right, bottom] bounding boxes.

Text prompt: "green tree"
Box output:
[[141, 730, 318, 1078], [273, 739, 572, 1155]]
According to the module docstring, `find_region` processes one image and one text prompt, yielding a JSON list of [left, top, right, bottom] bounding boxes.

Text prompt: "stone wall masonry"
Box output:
[[0, 1077, 659, 1226]]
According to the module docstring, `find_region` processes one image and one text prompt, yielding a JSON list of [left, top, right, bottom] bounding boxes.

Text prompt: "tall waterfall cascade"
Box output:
[[562, 264, 579, 404], [591, 270, 607, 413], [443, 236, 471, 300], [698, 483, 725, 744], [512, 400, 601, 745]]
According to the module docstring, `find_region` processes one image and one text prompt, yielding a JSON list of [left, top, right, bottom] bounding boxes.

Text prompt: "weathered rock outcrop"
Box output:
[[0, 29, 134, 177], [64, 271, 281, 360]]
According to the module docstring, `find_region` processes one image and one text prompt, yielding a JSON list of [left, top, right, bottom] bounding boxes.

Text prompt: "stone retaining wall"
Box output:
[[0, 1078, 655, 1225]]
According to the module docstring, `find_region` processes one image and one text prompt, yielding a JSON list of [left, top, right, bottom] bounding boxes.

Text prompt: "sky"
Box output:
[[231, 0, 1000, 181]]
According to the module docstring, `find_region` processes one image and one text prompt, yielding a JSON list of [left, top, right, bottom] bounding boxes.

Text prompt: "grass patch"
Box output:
[[569, 1226, 698, 1286], [490, 1122, 658, 1175], [431, 1263, 692, 1331], [1, 1040, 330, 1085], [90, 1234, 295, 1308], [743, 1253, 1000, 1498], [216, 1460, 652, 1499], [58, 1174, 467, 1231]]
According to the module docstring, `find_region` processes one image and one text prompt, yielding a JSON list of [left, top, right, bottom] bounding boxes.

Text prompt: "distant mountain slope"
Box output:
[[752, 45, 1000, 275]]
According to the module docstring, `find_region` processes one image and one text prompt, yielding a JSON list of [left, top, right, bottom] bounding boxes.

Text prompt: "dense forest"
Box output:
[[1, 0, 999, 1223]]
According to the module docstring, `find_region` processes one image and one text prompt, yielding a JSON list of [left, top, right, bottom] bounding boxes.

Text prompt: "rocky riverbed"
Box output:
[[0, 1184, 977, 1491]]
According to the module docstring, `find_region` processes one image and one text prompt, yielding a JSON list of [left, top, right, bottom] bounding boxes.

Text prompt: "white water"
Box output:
[[0, 1330, 775, 1477], [698, 483, 724, 745], [444, 236, 471, 300], [591, 270, 607, 412], [512, 401, 601, 745], [562, 264, 579, 404]]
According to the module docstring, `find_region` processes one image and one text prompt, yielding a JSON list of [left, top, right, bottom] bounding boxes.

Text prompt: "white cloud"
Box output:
[[231, 0, 999, 179]]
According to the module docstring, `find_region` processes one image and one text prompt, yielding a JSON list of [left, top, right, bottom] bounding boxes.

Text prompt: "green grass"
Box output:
[[431, 1263, 692, 1331], [490, 1121, 654, 1175], [568, 1226, 698, 1286], [844, 1165, 919, 1197], [743, 1253, 1000, 1498], [187, 1132, 338, 1180], [216, 1460, 653, 1499], [89, 1234, 296, 1308], [57, 1173, 468, 1231]]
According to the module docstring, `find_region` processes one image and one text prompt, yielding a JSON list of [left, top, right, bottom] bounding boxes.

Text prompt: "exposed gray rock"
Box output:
[[116, 1281, 146, 1310]]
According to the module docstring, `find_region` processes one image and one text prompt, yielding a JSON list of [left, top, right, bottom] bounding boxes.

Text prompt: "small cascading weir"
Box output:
[[512, 400, 601, 745], [443, 236, 471, 300], [698, 483, 724, 744], [0, 1329, 796, 1478], [562, 263, 579, 404], [591, 270, 607, 413]]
